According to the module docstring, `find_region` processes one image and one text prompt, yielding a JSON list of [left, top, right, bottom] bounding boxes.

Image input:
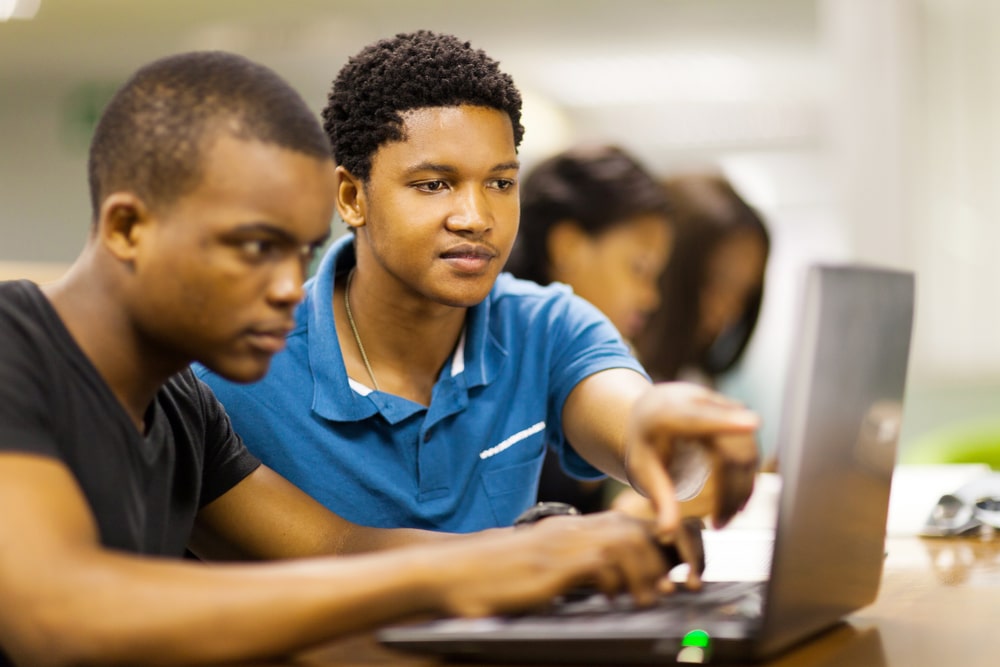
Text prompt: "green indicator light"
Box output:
[[682, 629, 711, 648]]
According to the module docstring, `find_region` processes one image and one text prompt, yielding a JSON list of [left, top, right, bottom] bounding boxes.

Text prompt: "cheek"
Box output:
[[498, 197, 520, 233], [573, 263, 622, 318], [176, 263, 261, 333], [604, 260, 645, 306], [485, 197, 520, 266], [174, 259, 229, 309], [364, 202, 423, 258]]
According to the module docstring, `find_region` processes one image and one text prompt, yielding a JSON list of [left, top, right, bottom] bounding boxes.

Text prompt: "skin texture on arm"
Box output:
[[0, 453, 666, 667], [189, 464, 473, 561]]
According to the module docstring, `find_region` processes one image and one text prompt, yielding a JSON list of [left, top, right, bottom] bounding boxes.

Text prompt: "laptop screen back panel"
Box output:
[[755, 264, 914, 658]]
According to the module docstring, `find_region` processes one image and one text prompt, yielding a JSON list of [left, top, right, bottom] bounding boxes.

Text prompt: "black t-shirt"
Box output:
[[0, 280, 261, 555]]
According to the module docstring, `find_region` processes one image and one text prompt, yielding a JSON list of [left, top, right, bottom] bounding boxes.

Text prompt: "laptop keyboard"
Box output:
[[496, 581, 766, 634]]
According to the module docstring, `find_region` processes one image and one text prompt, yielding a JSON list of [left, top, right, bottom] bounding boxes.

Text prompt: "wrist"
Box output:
[[513, 502, 580, 528]]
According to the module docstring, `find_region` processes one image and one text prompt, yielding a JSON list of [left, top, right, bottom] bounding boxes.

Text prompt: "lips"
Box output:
[[244, 323, 294, 354], [441, 243, 497, 261], [440, 243, 498, 274]]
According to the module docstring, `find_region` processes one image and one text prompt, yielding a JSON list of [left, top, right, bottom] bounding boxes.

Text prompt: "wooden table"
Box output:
[[281, 533, 999, 666]]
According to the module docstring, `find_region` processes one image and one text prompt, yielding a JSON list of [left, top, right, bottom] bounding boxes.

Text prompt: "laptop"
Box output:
[[378, 263, 916, 664]]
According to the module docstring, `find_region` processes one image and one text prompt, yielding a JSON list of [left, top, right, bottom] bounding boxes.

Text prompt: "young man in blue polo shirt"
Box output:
[[197, 31, 760, 554]]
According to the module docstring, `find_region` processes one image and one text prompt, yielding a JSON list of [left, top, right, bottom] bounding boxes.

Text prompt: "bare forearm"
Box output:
[[7, 548, 439, 667], [335, 523, 510, 554], [562, 369, 647, 482], [0, 458, 667, 666], [190, 464, 509, 560]]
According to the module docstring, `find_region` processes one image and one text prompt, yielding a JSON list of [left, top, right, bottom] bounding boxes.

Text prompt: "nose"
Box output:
[[445, 186, 492, 234], [268, 256, 306, 307]]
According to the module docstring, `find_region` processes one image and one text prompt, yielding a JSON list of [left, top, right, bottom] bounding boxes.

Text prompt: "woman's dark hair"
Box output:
[[506, 144, 671, 284], [636, 173, 770, 381]]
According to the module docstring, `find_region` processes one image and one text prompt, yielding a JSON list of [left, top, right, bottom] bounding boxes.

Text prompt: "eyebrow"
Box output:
[[404, 160, 521, 177], [228, 223, 329, 247]]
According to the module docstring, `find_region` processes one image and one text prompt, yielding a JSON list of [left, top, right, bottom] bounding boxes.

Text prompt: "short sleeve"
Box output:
[[508, 281, 648, 480], [0, 284, 62, 458], [174, 371, 261, 507]]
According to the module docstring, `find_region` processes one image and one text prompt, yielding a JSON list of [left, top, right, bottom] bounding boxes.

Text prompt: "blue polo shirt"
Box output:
[[195, 234, 648, 532]]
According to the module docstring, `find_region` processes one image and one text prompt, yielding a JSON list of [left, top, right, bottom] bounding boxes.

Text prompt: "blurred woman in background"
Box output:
[[635, 172, 770, 387], [507, 143, 673, 345]]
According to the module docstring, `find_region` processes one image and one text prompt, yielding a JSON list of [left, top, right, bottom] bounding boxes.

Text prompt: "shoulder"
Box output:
[[491, 272, 571, 300], [165, 367, 208, 396], [0, 279, 38, 298], [161, 368, 223, 422], [0, 280, 69, 364], [488, 273, 612, 329], [159, 369, 245, 456], [489, 272, 578, 317], [0, 280, 44, 323]]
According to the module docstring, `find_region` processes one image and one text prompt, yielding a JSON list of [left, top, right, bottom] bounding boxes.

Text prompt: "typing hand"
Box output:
[[655, 516, 706, 592], [429, 511, 670, 617], [515, 503, 706, 597]]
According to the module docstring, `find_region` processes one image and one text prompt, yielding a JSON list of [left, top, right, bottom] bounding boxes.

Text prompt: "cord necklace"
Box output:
[[344, 268, 380, 392]]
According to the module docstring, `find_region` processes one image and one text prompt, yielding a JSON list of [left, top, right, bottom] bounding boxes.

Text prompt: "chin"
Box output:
[[447, 280, 496, 308], [204, 358, 272, 384], [443, 294, 491, 309]]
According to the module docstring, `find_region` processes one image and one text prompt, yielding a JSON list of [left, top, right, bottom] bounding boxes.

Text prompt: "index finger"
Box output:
[[656, 517, 706, 593], [633, 385, 760, 439]]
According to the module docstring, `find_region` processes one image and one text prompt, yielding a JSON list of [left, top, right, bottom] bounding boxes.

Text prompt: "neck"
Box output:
[[344, 268, 379, 391], [43, 255, 179, 432], [336, 266, 466, 404]]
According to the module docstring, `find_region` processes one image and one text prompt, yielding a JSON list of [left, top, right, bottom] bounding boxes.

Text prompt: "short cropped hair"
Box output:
[[506, 144, 672, 285], [322, 30, 524, 183], [88, 50, 332, 221]]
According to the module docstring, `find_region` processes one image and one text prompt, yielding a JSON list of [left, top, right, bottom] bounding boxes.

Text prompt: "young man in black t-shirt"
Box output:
[[0, 51, 674, 666]]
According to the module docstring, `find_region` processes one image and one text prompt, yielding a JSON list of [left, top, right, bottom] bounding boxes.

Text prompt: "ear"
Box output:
[[336, 166, 367, 231], [546, 220, 590, 278], [96, 192, 153, 262]]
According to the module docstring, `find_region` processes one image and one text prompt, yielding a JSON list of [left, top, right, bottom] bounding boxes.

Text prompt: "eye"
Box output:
[[490, 178, 517, 192], [239, 239, 281, 262], [415, 180, 449, 193], [241, 240, 265, 257]]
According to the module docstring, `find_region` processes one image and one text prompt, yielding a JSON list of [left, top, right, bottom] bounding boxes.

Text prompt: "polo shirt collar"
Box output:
[[308, 235, 374, 422], [461, 281, 506, 389]]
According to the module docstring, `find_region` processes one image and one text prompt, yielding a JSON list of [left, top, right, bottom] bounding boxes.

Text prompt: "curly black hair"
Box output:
[[88, 50, 332, 222], [322, 30, 524, 183]]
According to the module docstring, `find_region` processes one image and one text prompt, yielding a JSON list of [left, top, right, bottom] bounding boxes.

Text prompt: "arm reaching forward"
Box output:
[[0, 454, 666, 667]]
